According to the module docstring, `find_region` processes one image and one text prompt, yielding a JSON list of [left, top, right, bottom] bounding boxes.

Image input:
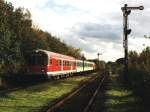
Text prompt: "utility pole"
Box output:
[[121, 4, 144, 76], [97, 53, 102, 70], [82, 54, 85, 72]]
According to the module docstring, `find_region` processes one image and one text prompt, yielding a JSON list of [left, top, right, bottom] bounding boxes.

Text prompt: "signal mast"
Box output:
[[121, 4, 144, 76]]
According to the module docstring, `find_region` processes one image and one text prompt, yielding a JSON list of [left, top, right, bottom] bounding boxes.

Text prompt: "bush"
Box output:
[[126, 68, 145, 95]]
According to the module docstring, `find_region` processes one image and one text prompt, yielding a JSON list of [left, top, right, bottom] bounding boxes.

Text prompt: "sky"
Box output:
[[6, 0, 150, 62]]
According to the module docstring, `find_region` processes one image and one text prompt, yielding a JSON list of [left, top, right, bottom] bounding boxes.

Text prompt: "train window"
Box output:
[[56, 60, 61, 66], [68, 61, 71, 66], [74, 62, 76, 66], [65, 61, 66, 66], [77, 62, 79, 66], [70, 62, 72, 66], [59, 60, 62, 66], [65, 61, 67, 66], [50, 59, 53, 65], [80, 62, 82, 66], [67, 61, 69, 66], [58, 60, 61, 66], [77, 62, 82, 67], [56, 60, 58, 66], [71, 62, 75, 66], [28, 52, 48, 66], [64, 61, 66, 66], [89, 64, 90, 67], [77, 62, 81, 66], [63, 61, 65, 66]]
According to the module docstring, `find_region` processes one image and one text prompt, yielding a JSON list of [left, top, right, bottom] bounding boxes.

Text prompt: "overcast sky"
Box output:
[[6, 0, 150, 62]]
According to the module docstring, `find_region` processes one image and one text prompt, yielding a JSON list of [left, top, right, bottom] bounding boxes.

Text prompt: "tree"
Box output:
[[0, 0, 22, 74], [0, 0, 83, 75]]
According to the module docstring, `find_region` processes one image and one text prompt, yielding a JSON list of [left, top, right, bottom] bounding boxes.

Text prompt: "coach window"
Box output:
[[60, 60, 62, 66], [50, 59, 52, 65], [77, 62, 80, 66], [69, 62, 71, 66], [63, 61, 65, 66], [74, 62, 76, 66], [58, 60, 61, 66], [38, 52, 48, 65], [64, 61, 66, 66], [57, 60, 59, 66], [65, 61, 67, 66], [68, 61, 70, 66], [66, 61, 68, 66], [71, 62, 73, 66], [57, 60, 60, 66], [58, 60, 60, 66]]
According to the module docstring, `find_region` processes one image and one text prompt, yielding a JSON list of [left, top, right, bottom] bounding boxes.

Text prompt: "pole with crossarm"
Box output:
[[121, 4, 144, 77]]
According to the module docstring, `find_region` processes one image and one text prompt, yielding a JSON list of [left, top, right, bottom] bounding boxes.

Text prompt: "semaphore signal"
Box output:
[[121, 4, 144, 77]]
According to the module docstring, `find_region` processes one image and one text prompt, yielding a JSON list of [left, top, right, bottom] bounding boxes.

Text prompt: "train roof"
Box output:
[[35, 49, 75, 60], [34, 49, 95, 64]]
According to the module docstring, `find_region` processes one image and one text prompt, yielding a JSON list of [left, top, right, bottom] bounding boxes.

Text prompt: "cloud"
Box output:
[[70, 22, 122, 43], [6, 0, 150, 61]]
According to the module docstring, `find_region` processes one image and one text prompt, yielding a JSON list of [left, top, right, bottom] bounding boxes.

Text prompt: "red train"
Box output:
[[26, 49, 96, 78]]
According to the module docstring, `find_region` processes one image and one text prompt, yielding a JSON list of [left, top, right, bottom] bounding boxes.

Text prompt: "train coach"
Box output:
[[25, 49, 96, 78]]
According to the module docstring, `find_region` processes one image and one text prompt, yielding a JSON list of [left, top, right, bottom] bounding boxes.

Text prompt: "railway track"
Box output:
[[0, 78, 47, 95], [83, 75, 106, 112], [45, 73, 107, 112], [0, 87, 22, 95]]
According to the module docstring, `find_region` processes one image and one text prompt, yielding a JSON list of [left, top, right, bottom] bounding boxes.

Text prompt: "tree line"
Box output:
[[0, 0, 82, 75], [113, 46, 150, 96]]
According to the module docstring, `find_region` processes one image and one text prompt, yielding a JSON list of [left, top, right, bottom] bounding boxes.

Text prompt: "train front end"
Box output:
[[25, 50, 49, 78]]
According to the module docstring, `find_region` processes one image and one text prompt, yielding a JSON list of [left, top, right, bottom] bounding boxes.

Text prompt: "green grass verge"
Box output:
[[104, 75, 143, 112], [0, 73, 96, 112], [91, 74, 145, 112]]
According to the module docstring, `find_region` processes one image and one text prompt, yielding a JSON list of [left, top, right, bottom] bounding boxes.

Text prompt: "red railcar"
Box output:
[[26, 49, 76, 77]]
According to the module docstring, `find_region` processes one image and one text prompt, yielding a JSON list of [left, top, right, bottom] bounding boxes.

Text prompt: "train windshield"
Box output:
[[28, 52, 48, 66]]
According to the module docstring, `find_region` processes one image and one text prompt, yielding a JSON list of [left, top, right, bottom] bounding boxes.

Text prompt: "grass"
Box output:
[[91, 74, 145, 112], [0, 73, 96, 112], [104, 75, 144, 112]]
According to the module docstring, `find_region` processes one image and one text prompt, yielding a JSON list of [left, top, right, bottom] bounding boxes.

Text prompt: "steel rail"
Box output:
[[46, 76, 98, 112], [83, 75, 106, 112]]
